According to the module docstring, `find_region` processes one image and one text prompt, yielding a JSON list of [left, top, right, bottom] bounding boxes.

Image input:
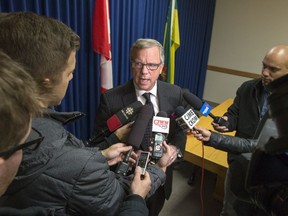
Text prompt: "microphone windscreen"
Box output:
[[175, 106, 186, 117], [107, 101, 143, 132], [126, 104, 154, 149], [157, 111, 168, 117], [183, 92, 203, 110]]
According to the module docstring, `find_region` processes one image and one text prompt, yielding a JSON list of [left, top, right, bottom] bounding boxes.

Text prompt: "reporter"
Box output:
[[0, 51, 40, 196], [191, 44, 288, 216], [0, 12, 166, 215], [0, 51, 53, 215]]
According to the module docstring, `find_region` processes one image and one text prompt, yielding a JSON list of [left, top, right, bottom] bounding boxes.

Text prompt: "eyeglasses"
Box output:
[[0, 127, 44, 160], [131, 61, 162, 71]]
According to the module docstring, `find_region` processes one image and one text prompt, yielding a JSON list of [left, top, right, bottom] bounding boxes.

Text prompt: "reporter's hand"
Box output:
[[191, 126, 211, 142], [131, 166, 151, 198], [101, 143, 135, 166], [156, 141, 178, 172], [211, 116, 229, 132], [114, 122, 134, 141]]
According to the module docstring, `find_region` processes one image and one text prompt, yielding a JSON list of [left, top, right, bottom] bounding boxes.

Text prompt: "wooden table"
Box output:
[[184, 98, 235, 201]]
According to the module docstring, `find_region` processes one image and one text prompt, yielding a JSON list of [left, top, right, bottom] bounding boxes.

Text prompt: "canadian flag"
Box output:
[[92, 0, 113, 93]]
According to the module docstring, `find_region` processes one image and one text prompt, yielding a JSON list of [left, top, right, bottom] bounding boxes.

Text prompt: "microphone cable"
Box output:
[[200, 141, 205, 216]]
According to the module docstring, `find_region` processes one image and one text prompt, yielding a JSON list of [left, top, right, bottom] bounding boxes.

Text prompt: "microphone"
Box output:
[[170, 106, 186, 120], [116, 104, 154, 175], [126, 104, 154, 149], [107, 101, 143, 132], [175, 106, 200, 130], [151, 111, 170, 159], [183, 92, 229, 127], [86, 101, 143, 146]]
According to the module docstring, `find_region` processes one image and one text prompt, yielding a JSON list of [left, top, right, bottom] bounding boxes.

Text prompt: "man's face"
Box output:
[[50, 51, 76, 106], [262, 49, 288, 86], [131, 46, 164, 91]]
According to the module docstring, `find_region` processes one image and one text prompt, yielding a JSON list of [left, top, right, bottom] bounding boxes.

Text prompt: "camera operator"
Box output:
[[245, 73, 288, 216]]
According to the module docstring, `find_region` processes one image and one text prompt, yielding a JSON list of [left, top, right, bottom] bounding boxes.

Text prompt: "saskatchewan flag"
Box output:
[[161, 0, 180, 84]]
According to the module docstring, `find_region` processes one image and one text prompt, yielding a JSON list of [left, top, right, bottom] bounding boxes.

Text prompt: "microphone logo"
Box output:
[[153, 119, 169, 129], [200, 102, 212, 116], [121, 106, 136, 119], [152, 116, 170, 134], [176, 109, 199, 130]]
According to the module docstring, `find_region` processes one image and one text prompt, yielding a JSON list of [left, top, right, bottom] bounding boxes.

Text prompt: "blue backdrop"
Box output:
[[0, 0, 216, 139]]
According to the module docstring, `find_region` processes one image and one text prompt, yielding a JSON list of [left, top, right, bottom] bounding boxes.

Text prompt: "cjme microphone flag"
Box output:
[[161, 0, 180, 84], [92, 0, 113, 93]]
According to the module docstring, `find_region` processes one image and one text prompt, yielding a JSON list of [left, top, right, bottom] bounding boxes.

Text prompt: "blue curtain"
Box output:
[[0, 0, 215, 140]]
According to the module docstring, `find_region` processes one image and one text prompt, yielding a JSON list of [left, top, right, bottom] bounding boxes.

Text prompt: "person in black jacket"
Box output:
[[93, 38, 187, 216], [0, 12, 169, 215], [191, 44, 288, 216]]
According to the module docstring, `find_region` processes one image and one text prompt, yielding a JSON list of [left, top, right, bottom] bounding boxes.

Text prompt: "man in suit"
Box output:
[[93, 38, 187, 216]]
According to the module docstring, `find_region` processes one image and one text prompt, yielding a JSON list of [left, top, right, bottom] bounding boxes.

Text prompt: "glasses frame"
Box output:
[[131, 61, 162, 71], [0, 127, 44, 160]]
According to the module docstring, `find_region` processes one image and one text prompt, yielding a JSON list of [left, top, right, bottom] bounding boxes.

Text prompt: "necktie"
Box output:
[[142, 93, 152, 107], [141, 93, 154, 150]]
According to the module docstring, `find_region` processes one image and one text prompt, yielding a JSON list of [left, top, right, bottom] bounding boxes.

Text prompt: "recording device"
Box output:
[[115, 149, 133, 176], [136, 151, 150, 175], [116, 104, 154, 176], [183, 92, 230, 128], [151, 111, 170, 159], [107, 101, 143, 132]]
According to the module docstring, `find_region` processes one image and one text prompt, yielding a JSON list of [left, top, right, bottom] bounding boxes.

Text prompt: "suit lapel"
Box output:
[[122, 80, 137, 106], [157, 81, 169, 111]]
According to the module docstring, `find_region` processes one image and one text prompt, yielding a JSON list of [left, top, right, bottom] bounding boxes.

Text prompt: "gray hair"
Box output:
[[130, 38, 164, 63]]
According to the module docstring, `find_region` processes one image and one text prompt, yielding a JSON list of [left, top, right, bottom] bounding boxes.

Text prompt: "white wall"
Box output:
[[203, 0, 288, 103]]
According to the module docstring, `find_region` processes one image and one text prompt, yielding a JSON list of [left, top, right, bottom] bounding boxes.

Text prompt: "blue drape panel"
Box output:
[[0, 0, 215, 140], [175, 0, 216, 95]]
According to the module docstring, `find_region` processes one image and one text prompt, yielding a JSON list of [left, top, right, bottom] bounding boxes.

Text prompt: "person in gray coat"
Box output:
[[0, 12, 168, 216]]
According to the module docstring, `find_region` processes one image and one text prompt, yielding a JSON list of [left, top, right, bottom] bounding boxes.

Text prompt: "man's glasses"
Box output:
[[131, 61, 162, 71], [0, 128, 44, 160]]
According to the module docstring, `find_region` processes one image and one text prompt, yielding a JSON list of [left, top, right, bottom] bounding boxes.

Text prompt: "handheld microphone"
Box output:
[[116, 105, 154, 175], [86, 101, 143, 146], [151, 111, 170, 159], [126, 104, 154, 149], [175, 107, 199, 130], [183, 92, 229, 127], [170, 106, 186, 120], [107, 101, 143, 132]]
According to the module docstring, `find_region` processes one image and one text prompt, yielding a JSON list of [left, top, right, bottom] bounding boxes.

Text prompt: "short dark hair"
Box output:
[[0, 12, 80, 98]]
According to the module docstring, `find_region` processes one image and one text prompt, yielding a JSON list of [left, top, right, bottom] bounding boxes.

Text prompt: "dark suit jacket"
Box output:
[[93, 79, 187, 198]]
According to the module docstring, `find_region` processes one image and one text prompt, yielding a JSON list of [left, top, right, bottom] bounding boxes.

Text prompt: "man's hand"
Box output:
[[191, 126, 211, 142], [114, 122, 134, 142], [101, 143, 136, 166], [156, 141, 178, 172], [131, 166, 151, 198], [211, 116, 229, 132]]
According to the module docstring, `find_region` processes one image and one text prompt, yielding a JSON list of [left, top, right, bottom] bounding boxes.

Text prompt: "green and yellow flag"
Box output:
[[161, 0, 180, 84]]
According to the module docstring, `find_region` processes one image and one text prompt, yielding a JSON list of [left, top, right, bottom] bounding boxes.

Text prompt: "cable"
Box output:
[[200, 141, 205, 216]]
